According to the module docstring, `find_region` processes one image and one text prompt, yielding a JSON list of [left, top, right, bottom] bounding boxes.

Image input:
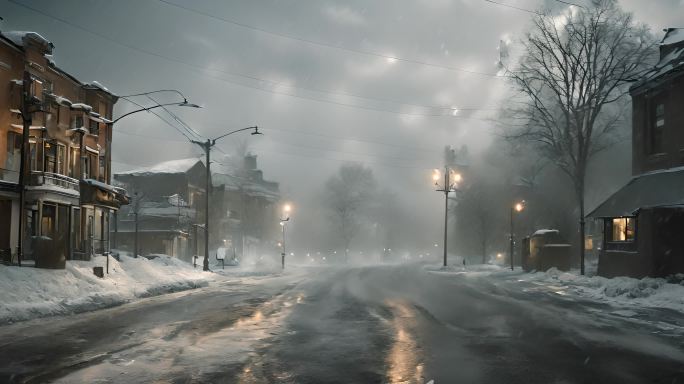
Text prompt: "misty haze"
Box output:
[[1, 0, 684, 383]]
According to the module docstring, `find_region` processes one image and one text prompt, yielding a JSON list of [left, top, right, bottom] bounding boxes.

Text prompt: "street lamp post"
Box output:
[[433, 167, 461, 268], [510, 201, 525, 271], [280, 204, 291, 269], [107, 90, 200, 266], [192, 126, 261, 271]]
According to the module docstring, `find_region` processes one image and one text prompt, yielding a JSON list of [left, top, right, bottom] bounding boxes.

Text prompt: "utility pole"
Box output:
[[443, 168, 449, 268], [17, 71, 32, 266], [281, 220, 286, 269], [133, 192, 141, 258], [191, 126, 261, 272], [280, 217, 290, 269], [509, 206, 514, 271], [203, 139, 211, 272], [279, 204, 291, 269], [134, 208, 139, 258], [17, 70, 42, 266], [510, 201, 525, 271]]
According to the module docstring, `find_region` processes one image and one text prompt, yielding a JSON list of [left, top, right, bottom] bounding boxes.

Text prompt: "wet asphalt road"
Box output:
[[1, 265, 684, 384]]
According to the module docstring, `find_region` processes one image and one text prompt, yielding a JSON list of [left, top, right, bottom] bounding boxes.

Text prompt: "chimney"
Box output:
[[660, 28, 684, 60], [243, 154, 257, 170]]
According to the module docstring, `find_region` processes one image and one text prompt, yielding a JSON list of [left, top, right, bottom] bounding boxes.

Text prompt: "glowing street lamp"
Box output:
[[280, 203, 292, 269], [510, 200, 526, 271]]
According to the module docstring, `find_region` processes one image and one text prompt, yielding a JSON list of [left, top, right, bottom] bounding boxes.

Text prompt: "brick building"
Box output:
[[0, 31, 127, 266], [589, 28, 684, 277]]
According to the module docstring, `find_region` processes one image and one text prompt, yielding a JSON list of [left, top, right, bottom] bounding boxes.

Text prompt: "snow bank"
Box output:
[[427, 263, 684, 313], [0, 254, 211, 324], [520, 268, 684, 313]]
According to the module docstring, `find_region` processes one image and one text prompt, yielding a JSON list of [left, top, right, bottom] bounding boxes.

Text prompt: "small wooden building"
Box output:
[[521, 229, 572, 272]]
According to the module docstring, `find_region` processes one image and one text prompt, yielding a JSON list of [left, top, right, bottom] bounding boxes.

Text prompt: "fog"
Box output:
[[2, 0, 681, 260]]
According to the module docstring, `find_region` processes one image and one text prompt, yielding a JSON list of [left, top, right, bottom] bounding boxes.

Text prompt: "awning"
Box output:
[[80, 179, 129, 209], [588, 167, 684, 218]]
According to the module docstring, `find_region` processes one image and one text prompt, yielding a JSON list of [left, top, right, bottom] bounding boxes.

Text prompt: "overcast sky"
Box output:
[[2, 0, 682, 249]]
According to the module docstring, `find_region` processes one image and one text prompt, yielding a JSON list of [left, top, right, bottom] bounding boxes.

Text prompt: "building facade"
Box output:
[[212, 154, 280, 261], [113, 158, 206, 261], [589, 28, 684, 277], [0, 31, 127, 266]]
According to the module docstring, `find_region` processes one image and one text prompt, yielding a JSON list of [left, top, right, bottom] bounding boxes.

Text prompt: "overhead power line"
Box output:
[[257, 135, 437, 163], [145, 95, 203, 140], [115, 129, 188, 142], [220, 144, 436, 171], [482, 0, 542, 15], [156, 0, 501, 77], [554, 0, 587, 9], [8, 0, 500, 120], [118, 97, 196, 142], [262, 126, 438, 154]]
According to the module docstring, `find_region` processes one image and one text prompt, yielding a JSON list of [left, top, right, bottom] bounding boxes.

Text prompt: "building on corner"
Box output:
[[0, 30, 128, 267], [588, 28, 684, 277]]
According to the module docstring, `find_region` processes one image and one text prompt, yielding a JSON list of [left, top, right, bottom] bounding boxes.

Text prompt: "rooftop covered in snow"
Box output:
[[587, 166, 684, 218], [630, 28, 684, 92], [1, 31, 53, 53], [115, 157, 204, 177]]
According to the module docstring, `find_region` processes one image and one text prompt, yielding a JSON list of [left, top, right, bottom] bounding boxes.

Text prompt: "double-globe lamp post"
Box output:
[[280, 203, 292, 269], [510, 200, 525, 270], [433, 167, 462, 268]]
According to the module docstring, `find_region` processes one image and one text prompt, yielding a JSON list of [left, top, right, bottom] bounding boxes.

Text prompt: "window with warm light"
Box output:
[[610, 217, 635, 242]]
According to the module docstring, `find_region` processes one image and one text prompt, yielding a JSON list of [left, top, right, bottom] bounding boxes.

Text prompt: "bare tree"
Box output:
[[325, 164, 377, 262], [458, 182, 495, 264], [504, 0, 656, 274]]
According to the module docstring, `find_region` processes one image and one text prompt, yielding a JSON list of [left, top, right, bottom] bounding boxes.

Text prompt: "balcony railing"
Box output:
[[29, 171, 79, 192], [0, 168, 19, 184]]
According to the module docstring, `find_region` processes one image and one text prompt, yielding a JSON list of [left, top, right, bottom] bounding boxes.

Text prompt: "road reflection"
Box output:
[[385, 300, 426, 384], [236, 293, 305, 383]]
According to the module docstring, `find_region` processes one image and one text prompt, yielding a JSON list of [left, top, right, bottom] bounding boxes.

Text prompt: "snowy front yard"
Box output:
[[0, 255, 212, 324], [426, 263, 684, 314]]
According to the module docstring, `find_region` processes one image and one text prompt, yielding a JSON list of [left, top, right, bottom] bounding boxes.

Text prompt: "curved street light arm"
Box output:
[[211, 126, 260, 144], [110, 101, 199, 125]]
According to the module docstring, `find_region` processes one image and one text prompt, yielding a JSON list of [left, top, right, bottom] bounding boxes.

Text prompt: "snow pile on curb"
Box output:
[[0, 254, 211, 324], [423, 263, 506, 276], [425, 262, 684, 313], [524, 268, 684, 313]]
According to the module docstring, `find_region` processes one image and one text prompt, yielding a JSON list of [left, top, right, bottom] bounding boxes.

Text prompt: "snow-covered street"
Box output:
[[1, 264, 683, 383]]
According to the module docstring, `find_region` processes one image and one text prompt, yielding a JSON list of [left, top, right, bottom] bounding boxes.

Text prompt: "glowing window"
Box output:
[[611, 217, 635, 242]]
